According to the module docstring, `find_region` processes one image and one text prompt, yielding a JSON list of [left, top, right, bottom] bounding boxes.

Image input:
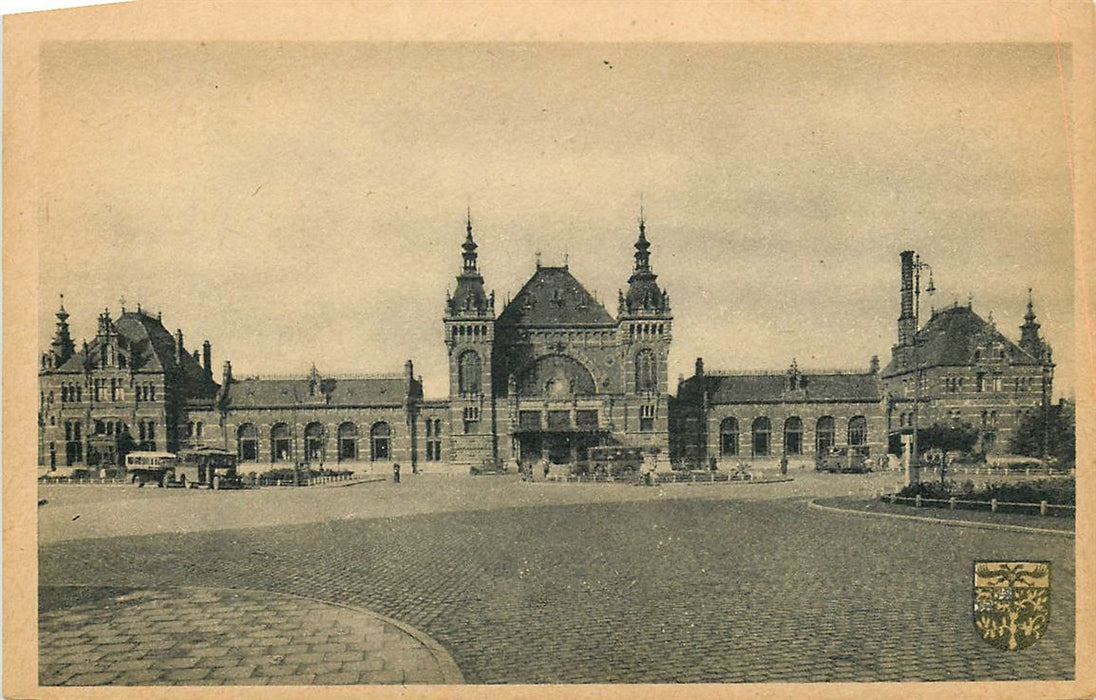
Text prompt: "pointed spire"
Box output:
[[633, 207, 651, 274], [461, 209, 479, 275], [1025, 287, 1037, 322], [50, 293, 75, 364]]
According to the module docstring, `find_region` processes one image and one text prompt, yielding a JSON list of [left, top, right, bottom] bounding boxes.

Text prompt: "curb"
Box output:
[[267, 587, 465, 684], [807, 499, 1074, 538]]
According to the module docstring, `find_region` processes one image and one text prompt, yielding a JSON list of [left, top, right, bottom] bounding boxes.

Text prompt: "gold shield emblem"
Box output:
[[973, 561, 1050, 651]]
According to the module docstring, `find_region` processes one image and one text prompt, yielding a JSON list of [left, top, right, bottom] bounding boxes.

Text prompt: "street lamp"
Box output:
[[910, 253, 935, 484]]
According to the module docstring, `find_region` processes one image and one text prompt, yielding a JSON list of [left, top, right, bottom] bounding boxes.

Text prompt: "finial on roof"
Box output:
[[967, 293, 973, 309], [564, 251, 569, 269], [466, 207, 473, 238], [535, 250, 542, 268], [118, 295, 126, 313]]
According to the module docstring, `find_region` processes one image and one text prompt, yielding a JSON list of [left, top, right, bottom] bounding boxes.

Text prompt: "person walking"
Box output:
[[393, 462, 401, 484]]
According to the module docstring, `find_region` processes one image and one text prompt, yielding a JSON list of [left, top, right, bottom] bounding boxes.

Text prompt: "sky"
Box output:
[[37, 42, 1076, 399]]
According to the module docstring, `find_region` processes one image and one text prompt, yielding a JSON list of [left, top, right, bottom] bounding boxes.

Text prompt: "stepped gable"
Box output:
[[696, 372, 882, 404], [223, 375, 411, 409], [882, 305, 1041, 376], [498, 266, 615, 327]]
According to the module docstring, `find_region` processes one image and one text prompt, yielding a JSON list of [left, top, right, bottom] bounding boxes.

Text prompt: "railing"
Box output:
[[883, 493, 1075, 517], [38, 477, 127, 485], [916, 464, 1074, 478], [256, 473, 360, 487]]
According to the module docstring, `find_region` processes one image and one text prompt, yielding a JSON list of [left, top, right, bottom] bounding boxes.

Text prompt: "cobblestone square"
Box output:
[[38, 476, 1074, 685]]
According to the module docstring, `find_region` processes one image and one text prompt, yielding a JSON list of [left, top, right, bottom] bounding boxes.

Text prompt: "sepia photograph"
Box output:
[[4, 2, 1095, 698]]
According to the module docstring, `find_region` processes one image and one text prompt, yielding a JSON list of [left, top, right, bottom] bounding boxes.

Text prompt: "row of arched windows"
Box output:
[[235, 421, 391, 463], [719, 415, 867, 457]]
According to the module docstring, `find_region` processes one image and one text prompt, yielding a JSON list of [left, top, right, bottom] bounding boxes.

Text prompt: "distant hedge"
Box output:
[[897, 477, 1074, 506]]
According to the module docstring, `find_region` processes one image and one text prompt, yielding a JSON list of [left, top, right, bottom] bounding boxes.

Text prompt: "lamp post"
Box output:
[[909, 253, 935, 484]]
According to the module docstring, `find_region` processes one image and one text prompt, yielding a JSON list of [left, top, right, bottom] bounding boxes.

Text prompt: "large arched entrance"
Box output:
[[513, 355, 602, 466]]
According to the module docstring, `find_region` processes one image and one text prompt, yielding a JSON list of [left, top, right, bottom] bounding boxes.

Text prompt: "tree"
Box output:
[[917, 421, 980, 482], [1009, 400, 1075, 467]]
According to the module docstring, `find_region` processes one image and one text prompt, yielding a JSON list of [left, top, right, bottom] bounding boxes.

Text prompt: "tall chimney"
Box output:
[[695, 357, 704, 377], [222, 360, 233, 385], [175, 329, 185, 365], [898, 251, 915, 347], [202, 340, 212, 377]]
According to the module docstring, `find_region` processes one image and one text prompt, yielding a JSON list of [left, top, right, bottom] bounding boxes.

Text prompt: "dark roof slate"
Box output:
[[51, 311, 219, 399], [498, 267, 615, 327], [684, 372, 882, 405], [882, 305, 1042, 375], [223, 376, 410, 409]]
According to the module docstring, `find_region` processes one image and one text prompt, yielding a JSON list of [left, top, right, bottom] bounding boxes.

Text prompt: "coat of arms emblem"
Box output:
[[973, 561, 1051, 651]]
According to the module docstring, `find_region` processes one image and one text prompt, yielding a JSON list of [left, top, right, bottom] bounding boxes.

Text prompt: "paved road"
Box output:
[[39, 487, 1073, 684]]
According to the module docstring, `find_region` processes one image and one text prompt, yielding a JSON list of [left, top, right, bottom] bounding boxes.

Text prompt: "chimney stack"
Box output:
[[695, 357, 704, 377], [869, 355, 880, 375], [405, 359, 414, 380], [202, 340, 212, 378], [222, 360, 232, 385], [175, 329, 184, 365], [898, 251, 915, 347]]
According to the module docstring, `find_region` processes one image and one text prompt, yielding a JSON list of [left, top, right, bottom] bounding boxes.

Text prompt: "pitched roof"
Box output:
[[882, 305, 1042, 375], [223, 376, 411, 409], [682, 372, 882, 405], [498, 266, 615, 327], [52, 311, 219, 399]]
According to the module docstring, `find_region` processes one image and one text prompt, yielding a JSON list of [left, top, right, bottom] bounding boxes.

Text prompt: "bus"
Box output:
[[124, 451, 179, 486], [176, 447, 240, 489]]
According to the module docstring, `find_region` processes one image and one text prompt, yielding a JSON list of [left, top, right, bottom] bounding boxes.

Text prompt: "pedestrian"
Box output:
[[543, 459, 550, 480], [780, 454, 789, 476], [393, 462, 401, 484]]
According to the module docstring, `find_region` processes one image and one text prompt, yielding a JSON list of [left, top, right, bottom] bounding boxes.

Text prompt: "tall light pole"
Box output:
[[909, 253, 934, 484]]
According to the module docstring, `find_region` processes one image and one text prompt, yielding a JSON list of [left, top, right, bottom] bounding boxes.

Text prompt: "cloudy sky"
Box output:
[[38, 42, 1075, 398]]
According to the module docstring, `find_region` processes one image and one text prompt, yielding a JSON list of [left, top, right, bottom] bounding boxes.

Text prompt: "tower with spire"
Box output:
[[444, 211, 498, 465], [1019, 289, 1052, 364], [617, 208, 673, 456], [43, 295, 76, 370]]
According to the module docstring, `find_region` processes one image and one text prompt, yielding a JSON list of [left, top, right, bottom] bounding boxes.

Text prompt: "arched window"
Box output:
[[337, 422, 359, 461], [848, 416, 867, 446], [237, 423, 259, 462], [752, 417, 772, 457], [635, 349, 657, 393], [816, 416, 835, 455], [719, 417, 739, 457], [458, 350, 482, 396], [270, 423, 291, 462], [784, 417, 803, 455], [371, 422, 391, 461], [305, 422, 325, 463]]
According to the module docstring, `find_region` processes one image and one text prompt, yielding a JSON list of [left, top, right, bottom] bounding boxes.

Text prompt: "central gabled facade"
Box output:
[[445, 213, 673, 467]]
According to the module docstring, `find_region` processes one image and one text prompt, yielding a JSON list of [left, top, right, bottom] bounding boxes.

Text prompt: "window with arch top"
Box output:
[[458, 350, 482, 396], [719, 417, 739, 457], [634, 348, 657, 393], [784, 416, 803, 455], [751, 417, 772, 457]]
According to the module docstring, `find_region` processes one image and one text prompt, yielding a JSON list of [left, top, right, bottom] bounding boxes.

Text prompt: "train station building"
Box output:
[[38, 219, 1054, 476]]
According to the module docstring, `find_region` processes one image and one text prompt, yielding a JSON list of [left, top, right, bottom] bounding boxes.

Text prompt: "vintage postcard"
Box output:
[[4, 1, 1094, 698]]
